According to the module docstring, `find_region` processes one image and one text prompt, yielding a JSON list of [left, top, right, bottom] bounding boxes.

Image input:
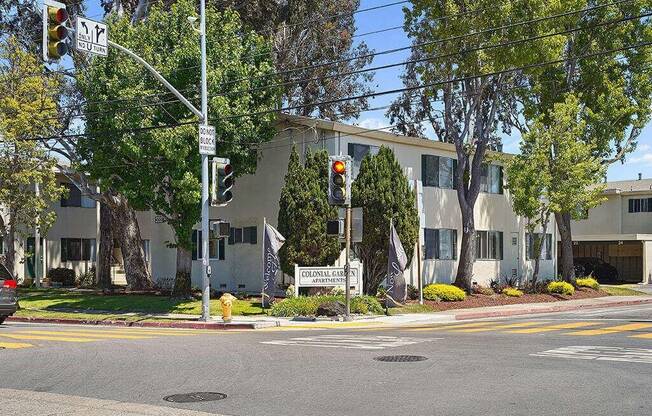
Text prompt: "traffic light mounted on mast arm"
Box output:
[[211, 158, 234, 207], [42, 0, 70, 62], [328, 155, 352, 206]]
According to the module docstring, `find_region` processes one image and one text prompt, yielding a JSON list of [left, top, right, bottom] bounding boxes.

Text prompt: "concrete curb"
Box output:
[[454, 298, 652, 320], [6, 316, 277, 330]]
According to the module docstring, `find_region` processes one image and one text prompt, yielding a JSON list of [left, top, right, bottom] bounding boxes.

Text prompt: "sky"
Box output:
[[78, 0, 652, 182]]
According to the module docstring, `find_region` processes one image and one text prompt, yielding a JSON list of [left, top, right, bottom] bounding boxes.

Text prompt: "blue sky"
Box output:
[[79, 0, 652, 181]]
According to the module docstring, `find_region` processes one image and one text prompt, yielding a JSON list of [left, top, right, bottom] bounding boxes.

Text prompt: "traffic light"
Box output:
[[211, 158, 233, 206], [328, 155, 351, 206], [42, 1, 69, 61]]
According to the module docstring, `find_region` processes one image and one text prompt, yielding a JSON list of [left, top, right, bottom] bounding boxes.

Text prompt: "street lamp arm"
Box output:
[[107, 40, 203, 120]]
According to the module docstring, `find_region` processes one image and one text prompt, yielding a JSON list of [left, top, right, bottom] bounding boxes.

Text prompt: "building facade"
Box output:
[[570, 178, 652, 284], [1, 115, 557, 291]]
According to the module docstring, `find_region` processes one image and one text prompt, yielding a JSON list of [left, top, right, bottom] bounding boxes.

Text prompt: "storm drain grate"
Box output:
[[374, 355, 428, 363], [163, 392, 227, 403]]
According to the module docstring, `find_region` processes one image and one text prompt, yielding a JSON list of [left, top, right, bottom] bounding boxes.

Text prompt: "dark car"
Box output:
[[574, 257, 619, 283], [0, 263, 18, 325]]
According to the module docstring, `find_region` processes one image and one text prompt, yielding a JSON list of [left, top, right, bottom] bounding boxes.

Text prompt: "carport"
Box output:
[[569, 235, 652, 284]]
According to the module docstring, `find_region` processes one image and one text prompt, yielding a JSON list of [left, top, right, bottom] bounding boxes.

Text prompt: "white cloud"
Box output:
[[630, 153, 652, 165], [356, 117, 388, 131], [637, 143, 651, 152]]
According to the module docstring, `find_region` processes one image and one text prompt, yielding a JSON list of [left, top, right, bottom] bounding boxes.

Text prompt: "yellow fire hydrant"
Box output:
[[219, 293, 235, 323]]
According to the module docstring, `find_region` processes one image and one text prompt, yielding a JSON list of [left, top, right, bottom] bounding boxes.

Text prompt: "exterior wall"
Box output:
[[620, 192, 652, 234], [573, 194, 623, 235], [643, 241, 652, 284]]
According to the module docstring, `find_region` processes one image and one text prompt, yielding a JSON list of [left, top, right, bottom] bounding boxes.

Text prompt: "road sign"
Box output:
[[199, 125, 216, 155], [338, 207, 363, 242], [75, 17, 108, 57]]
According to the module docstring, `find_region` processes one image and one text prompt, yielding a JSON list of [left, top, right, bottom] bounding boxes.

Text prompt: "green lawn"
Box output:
[[601, 285, 649, 296], [16, 289, 265, 317], [388, 303, 438, 315]]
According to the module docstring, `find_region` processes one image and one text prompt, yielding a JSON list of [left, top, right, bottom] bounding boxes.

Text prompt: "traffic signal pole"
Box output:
[[344, 206, 352, 321], [199, 0, 211, 321]]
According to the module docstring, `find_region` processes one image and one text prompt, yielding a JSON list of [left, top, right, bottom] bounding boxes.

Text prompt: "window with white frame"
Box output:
[[61, 238, 96, 262], [628, 197, 652, 213], [526, 233, 553, 260], [348, 143, 379, 178], [476, 231, 503, 260], [424, 228, 457, 260], [479, 164, 503, 194], [422, 155, 457, 189]]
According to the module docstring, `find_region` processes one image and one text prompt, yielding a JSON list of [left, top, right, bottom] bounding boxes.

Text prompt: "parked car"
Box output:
[[0, 263, 18, 325], [574, 257, 619, 283]]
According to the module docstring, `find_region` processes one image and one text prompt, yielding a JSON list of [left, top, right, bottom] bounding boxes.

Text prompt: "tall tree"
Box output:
[[506, 95, 606, 285], [101, 0, 374, 121], [512, 0, 652, 281], [388, 0, 573, 291], [277, 147, 341, 276], [0, 37, 66, 276], [352, 146, 418, 295], [77, 0, 278, 297]]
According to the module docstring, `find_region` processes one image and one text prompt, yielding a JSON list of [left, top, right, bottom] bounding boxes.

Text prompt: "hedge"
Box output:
[[423, 284, 466, 301], [502, 287, 523, 297], [575, 277, 600, 290], [547, 281, 575, 296], [269, 295, 383, 317]]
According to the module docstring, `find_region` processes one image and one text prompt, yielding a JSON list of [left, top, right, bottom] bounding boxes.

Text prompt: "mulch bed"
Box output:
[[410, 288, 608, 312]]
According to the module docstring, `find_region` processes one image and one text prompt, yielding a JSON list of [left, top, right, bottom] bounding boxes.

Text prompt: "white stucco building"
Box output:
[[1, 115, 557, 291]]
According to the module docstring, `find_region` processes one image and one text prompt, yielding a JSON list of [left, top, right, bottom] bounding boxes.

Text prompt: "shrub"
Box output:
[[329, 286, 345, 296], [285, 285, 296, 298], [547, 281, 575, 296], [269, 295, 383, 317], [407, 284, 419, 300], [47, 268, 75, 286], [575, 277, 599, 290], [423, 284, 466, 302], [376, 286, 387, 298], [502, 287, 523, 297], [473, 285, 496, 296], [76, 267, 96, 288]]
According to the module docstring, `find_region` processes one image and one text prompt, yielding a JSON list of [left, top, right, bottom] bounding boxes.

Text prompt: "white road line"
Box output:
[[531, 345, 652, 364], [261, 335, 440, 350]]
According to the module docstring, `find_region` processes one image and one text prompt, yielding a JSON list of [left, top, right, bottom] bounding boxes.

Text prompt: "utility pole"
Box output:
[[34, 182, 41, 288], [199, 0, 211, 322]]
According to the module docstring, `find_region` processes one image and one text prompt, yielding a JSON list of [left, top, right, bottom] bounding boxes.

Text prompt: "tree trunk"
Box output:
[[556, 211, 575, 282], [172, 245, 192, 299], [4, 216, 16, 277], [96, 201, 113, 290], [454, 209, 475, 292], [107, 192, 153, 290]]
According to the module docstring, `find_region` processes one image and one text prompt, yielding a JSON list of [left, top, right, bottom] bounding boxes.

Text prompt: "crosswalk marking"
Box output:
[[0, 341, 33, 349], [405, 321, 497, 332], [532, 346, 652, 364], [508, 322, 600, 334], [0, 333, 103, 342], [450, 321, 548, 333], [18, 330, 156, 340], [262, 334, 439, 350], [565, 323, 652, 336]]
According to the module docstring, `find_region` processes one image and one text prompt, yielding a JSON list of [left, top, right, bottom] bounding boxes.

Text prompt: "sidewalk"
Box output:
[[8, 295, 651, 329]]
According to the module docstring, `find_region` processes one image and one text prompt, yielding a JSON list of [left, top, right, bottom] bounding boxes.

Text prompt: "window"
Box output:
[[348, 143, 379, 178], [60, 183, 96, 208], [526, 233, 553, 260], [142, 240, 150, 263], [421, 155, 457, 188], [61, 238, 96, 262], [192, 230, 223, 260], [243, 226, 258, 244], [480, 164, 503, 194], [476, 231, 503, 260], [628, 198, 652, 213], [424, 228, 457, 260]]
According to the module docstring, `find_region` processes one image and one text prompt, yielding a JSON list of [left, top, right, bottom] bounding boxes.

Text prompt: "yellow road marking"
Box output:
[[508, 322, 600, 334], [629, 333, 652, 339], [566, 323, 652, 336], [47, 328, 220, 336], [450, 321, 549, 333], [18, 331, 156, 340], [0, 333, 103, 343], [0, 341, 33, 349], [405, 321, 499, 332]]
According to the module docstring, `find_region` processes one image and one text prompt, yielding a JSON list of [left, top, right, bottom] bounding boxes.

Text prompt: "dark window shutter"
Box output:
[[434, 229, 440, 259], [452, 230, 458, 260], [235, 228, 243, 244], [629, 199, 634, 213], [218, 238, 225, 260], [452, 159, 458, 188], [498, 232, 504, 260], [498, 166, 504, 194], [61, 239, 68, 262], [228, 228, 235, 245], [348, 143, 355, 158], [192, 230, 198, 260], [82, 239, 90, 261], [648, 198, 652, 212], [424, 229, 435, 259], [250, 226, 258, 244]]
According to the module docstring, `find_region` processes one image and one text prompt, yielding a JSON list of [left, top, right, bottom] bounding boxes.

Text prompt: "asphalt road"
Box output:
[[2, 304, 652, 416]]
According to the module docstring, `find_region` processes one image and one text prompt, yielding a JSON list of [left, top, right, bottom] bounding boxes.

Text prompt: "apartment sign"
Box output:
[[199, 125, 216, 155], [293, 264, 364, 297], [75, 17, 108, 57]]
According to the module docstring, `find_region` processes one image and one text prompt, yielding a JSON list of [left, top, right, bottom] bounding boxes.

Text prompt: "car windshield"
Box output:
[[0, 263, 12, 281]]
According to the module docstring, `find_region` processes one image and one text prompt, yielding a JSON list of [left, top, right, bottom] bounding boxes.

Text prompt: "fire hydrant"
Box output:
[[219, 293, 235, 323]]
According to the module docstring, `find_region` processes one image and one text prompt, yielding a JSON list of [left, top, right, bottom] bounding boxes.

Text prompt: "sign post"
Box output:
[[75, 16, 108, 57]]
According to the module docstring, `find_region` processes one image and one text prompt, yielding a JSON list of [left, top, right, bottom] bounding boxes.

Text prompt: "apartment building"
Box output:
[[1, 115, 556, 291]]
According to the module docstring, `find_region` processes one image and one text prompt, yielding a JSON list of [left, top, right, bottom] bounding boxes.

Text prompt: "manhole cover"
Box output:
[[163, 392, 227, 403], [374, 355, 428, 362]]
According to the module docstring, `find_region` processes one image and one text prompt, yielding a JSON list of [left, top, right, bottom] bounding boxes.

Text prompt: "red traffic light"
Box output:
[[332, 160, 346, 174], [223, 164, 233, 175], [48, 7, 68, 24]]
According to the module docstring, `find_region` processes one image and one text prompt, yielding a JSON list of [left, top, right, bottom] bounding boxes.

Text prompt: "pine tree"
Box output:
[[352, 146, 418, 295], [277, 147, 340, 276]]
